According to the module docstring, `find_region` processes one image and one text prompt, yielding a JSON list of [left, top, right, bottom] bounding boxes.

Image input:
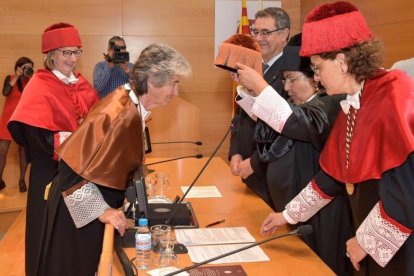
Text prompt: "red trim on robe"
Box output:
[[320, 69, 414, 183], [53, 132, 60, 160], [379, 201, 412, 234], [311, 179, 334, 200]]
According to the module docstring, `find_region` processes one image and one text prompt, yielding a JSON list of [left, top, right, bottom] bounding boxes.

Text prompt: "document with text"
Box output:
[[175, 227, 255, 246], [180, 185, 222, 198], [187, 244, 270, 264]]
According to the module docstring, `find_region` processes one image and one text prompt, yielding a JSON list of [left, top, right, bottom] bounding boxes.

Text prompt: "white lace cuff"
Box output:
[[283, 210, 298, 225], [285, 180, 333, 223], [356, 202, 412, 267], [251, 85, 292, 133], [63, 182, 110, 228], [235, 86, 257, 120]]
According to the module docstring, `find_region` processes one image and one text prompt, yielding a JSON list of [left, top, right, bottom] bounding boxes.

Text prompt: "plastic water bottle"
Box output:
[[135, 218, 152, 270]]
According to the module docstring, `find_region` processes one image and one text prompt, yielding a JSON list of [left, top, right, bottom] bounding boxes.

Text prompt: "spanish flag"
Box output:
[[239, 0, 250, 35], [232, 0, 251, 116]]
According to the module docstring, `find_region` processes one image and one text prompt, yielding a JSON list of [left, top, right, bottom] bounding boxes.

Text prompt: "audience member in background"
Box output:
[[38, 43, 191, 276], [0, 57, 34, 192], [93, 36, 134, 98], [243, 2, 413, 275], [234, 33, 352, 275], [229, 7, 290, 208], [8, 23, 99, 276], [391, 56, 414, 78]]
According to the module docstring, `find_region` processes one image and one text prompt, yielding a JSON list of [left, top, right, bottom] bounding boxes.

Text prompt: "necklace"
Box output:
[[345, 84, 364, 195]]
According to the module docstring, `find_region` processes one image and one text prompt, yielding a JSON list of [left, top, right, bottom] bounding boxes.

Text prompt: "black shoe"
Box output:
[[19, 180, 27, 193], [0, 180, 5, 191]]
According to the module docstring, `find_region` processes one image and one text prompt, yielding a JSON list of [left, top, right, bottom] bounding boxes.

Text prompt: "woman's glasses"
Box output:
[[310, 59, 328, 74], [282, 74, 304, 85], [56, 49, 83, 58]]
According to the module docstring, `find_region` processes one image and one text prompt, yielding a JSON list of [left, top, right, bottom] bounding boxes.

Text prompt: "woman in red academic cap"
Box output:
[[0, 57, 34, 192], [8, 23, 99, 276], [237, 1, 413, 275]]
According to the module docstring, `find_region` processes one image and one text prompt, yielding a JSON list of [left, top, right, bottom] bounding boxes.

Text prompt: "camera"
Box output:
[[22, 67, 34, 77], [110, 45, 130, 64]]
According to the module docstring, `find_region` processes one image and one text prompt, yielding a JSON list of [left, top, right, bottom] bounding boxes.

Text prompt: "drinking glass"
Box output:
[[158, 237, 179, 267], [150, 224, 171, 252], [147, 172, 171, 203]]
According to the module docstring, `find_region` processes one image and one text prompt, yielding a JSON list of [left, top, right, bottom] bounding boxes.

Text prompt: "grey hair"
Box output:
[[255, 7, 291, 30], [132, 43, 192, 96]]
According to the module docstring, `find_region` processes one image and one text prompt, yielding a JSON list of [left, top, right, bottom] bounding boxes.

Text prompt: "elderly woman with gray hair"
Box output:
[[38, 43, 191, 276]]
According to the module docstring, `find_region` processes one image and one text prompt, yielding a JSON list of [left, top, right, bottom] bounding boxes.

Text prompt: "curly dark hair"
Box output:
[[319, 39, 384, 83]]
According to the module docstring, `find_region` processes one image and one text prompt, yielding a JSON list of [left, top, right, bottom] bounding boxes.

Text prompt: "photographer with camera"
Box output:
[[93, 36, 134, 98], [0, 57, 34, 192]]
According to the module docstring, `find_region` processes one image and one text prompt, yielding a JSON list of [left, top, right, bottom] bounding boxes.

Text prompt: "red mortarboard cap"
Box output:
[[215, 34, 263, 74], [41, 23, 82, 53], [300, 1, 372, 57]]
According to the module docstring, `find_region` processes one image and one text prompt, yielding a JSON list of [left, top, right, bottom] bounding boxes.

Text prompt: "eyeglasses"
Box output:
[[282, 75, 304, 85], [56, 49, 83, 58], [310, 59, 328, 74], [250, 28, 284, 37]]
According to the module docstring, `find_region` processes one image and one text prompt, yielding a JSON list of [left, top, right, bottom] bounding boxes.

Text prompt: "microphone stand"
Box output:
[[146, 154, 203, 166], [165, 225, 313, 276], [152, 141, 203, 145], [165, 125, 233, 225]]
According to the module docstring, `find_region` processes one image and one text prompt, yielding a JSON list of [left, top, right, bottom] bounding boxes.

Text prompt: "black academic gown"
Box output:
[[6, 126, 57, 276], [229, 58, 286, 208], [256, 93, 353, 275], [39, 162, 125, 276], [312, 70, 414, 275]]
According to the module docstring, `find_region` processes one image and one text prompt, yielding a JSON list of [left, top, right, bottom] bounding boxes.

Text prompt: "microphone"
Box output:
[[146, 154, 203, 166], [152, 140, 203, 145], [165, 225, 313, 276], [165, 125, 233, 225]]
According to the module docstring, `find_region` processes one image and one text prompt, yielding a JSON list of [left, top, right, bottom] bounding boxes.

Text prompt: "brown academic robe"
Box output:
[[38, 86, 144, 276]]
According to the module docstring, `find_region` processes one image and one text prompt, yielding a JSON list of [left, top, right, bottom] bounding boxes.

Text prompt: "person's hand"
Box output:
[[235, 63, 268, 95], [119, 62, 131, 74], [230, 154, 243, 176], [260, 212, 287, 235], [238, 158, 254, 179], [346, 237, 367, 271], [230, 72, 238, 82], [99, 208, 128, 236]]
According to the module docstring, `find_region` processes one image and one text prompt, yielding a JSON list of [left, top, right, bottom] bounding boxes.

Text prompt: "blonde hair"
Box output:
[[43, 50, 56, 70]]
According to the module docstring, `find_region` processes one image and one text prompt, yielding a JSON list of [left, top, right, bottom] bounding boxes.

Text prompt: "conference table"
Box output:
[[99, 157, 334, 276]]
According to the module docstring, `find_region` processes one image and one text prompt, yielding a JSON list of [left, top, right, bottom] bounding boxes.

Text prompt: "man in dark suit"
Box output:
[[229, 7, 290, 208]]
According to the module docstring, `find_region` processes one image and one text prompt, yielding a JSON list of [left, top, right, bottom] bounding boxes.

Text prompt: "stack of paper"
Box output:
[[175, 227, 270, 264]]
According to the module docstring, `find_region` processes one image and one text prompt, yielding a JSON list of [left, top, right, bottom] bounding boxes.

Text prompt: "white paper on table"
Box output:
[[175, 227, 255, 246], [187, 244, 270, 264], [147, 266, 189, 276], [180, 186, 222, 198]]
